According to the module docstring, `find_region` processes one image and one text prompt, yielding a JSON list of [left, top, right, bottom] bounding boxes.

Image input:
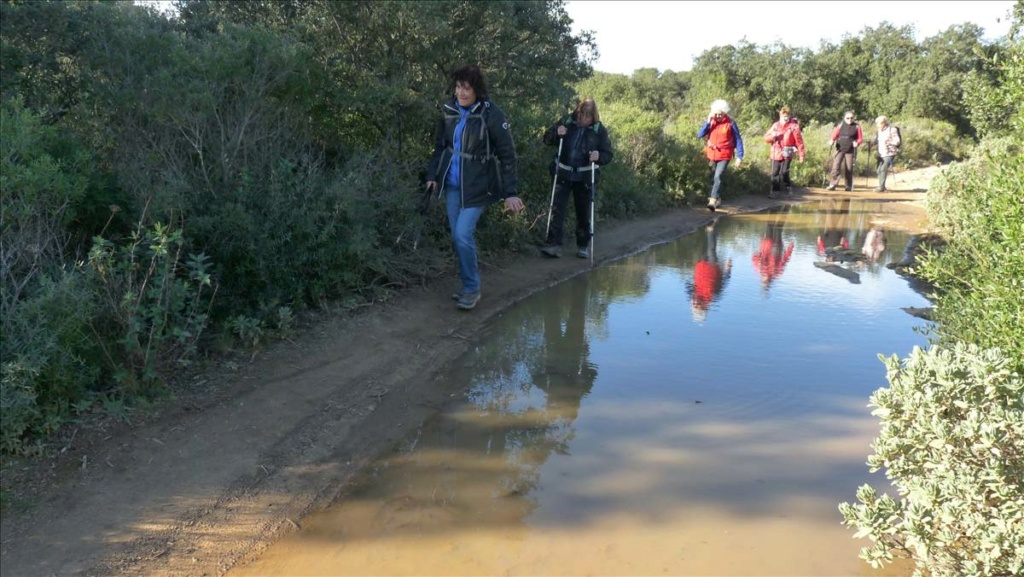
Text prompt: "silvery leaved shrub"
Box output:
[[839, 344, 1024, 577]]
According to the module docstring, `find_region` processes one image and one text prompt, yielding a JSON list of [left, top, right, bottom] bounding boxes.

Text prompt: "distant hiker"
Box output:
[[426, 64, 524, 311], [697, 99, 744, 211], [873, 116, 901, 192], [541, 98, 613, 259], [687, 220, 733, 324], [764, 106, 806, 198], [827, 110, 864, 191]]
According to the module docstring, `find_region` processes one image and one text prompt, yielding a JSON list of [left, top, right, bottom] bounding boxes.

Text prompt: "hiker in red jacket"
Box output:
[[697, 99, 744, 211], [764, 106, 805, 198]]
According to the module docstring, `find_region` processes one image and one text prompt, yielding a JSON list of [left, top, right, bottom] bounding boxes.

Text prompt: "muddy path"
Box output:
[[0, 168, 938, 577]]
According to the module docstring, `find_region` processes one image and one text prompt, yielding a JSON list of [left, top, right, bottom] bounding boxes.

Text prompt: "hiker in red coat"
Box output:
[[752, 209, 794, 294], [687, 220, 733, 323], [697, 99, 744, 211], [764, 106, 805, 198]]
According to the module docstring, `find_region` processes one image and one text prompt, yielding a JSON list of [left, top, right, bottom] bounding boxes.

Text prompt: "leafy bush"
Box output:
[[1, 98, 87, 311], [920, 135, 1024, 371], [87, 223, 215, 391], [1, 271, 100, 454], [839, 344, 1024, 577]]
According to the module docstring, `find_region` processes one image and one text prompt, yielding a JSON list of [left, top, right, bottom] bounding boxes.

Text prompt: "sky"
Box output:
[[564, 1, 1016, 75]]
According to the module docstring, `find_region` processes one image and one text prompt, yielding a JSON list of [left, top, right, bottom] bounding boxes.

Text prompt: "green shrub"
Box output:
[[839, 344, 1024, 577], [920, 136, 1024, 371], [87, 223, 215, 391], [1, 271, 100, 454], [1, 98, 87, 311]]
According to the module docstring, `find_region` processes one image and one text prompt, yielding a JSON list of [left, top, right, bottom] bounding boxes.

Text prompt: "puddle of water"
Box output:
[[234, 199, 928, 576]]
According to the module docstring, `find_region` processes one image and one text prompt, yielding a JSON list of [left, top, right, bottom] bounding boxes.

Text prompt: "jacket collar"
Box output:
[[444, 98, 483, 114]]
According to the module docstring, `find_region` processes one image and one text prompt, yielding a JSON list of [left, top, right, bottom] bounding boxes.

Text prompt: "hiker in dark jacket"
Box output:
[[426, 64, 524, 311], [540, 98, 613, 259], [827, 110, 864, 191]]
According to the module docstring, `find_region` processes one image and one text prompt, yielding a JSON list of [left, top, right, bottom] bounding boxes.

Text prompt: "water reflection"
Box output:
[[687, 220, 733, 323], [752, 205, 795, 295], [233, 199, 931, 577]]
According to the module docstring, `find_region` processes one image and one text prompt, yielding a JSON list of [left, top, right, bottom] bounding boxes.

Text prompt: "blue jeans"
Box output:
[[709, 159, 729, 200], [877, 155, 895, 189], [446, 190, 485, 294]]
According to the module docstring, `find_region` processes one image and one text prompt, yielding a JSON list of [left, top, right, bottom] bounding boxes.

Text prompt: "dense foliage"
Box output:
[[840, 4, 1024, 574], [839, 345, 1023, 576], [0, 0, 1016, 471]]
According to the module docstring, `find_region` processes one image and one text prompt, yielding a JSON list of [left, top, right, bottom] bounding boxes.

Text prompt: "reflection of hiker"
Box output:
[[541, 98, 613, 259], [752, 209, 794, 293], [872, 116, 901, 192], [862, 227, 886, 262], [540, 279, 597, 423], [426, 65, 524, 311], [687, 220, 733, 323], [697, 99, 744, 211], [817, 198, 852, 259], [826, 111, 864, 191], [764, 106, 806, 198]]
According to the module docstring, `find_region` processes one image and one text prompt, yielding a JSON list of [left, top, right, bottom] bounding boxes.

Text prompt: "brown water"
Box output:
[[233, 200, 927, 576]]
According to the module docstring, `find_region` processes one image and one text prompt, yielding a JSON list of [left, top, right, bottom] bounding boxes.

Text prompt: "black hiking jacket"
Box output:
[[543, 114, 613, 183], [427, 98, 518, 208]]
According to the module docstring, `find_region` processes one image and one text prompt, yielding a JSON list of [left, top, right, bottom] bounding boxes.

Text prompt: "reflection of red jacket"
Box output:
[[692, 260, 723, 308], [752, 238, 794, 281]]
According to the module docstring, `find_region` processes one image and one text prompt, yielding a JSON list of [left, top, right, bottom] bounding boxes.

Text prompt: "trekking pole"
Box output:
[[544, 138, 564, 240], [823, 144, 835, 188], [862, 148, 868, 189], [589, 161, 596, 266]]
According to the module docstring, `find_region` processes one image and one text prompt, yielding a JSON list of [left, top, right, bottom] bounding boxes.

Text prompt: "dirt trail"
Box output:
[[0, 168, 938, 577]]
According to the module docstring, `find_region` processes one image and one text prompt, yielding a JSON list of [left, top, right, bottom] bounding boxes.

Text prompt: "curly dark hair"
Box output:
[[450, 64, 489, 99]]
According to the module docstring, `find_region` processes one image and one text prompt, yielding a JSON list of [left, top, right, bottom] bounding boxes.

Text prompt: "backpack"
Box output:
[[892, 126, 902, 152]]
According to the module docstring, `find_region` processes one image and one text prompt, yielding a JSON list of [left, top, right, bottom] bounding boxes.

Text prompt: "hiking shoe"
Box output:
[[540, 245, 562, 258], [706, 197, 720, 211], [874, 186, 886, 192], [844, 186, 853, 191], [768, 189, 779, 199], [451, 290, 463, 301], [786, 186, 793, 196], [826, 184, 837, 191], [456, 291, 480, 310], [576, 247, 590, 259]]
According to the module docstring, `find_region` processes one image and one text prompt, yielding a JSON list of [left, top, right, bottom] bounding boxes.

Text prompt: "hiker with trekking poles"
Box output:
[[426, 64, 524, 311], [764, 105, 806, 198], [697, 99, 744, 211], [872, 115, 902, 192], [541, 98, 613, 261], [826, 110, 864, 191]]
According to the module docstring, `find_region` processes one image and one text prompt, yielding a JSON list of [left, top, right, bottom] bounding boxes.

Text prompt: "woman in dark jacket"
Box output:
[[427, 65, 524, 310], [540, 98, 613, 259]]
